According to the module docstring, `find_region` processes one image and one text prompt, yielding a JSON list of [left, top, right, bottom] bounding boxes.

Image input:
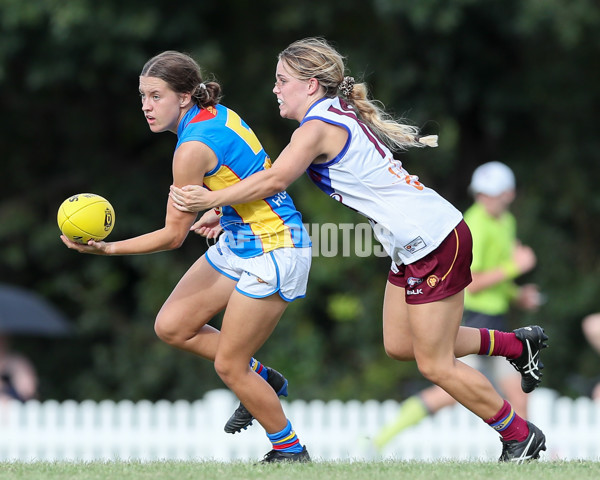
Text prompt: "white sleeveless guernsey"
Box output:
[[303, 96, 463, 265]]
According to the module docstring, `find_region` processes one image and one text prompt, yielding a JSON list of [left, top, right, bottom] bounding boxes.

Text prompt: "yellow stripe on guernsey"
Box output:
[[203, 166, 295, 252]]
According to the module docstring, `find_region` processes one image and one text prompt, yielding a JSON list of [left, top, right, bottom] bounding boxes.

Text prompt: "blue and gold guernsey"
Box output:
[[176, 104, 310, 258]]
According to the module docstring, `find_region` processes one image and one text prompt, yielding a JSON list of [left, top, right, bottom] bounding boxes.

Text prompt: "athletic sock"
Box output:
[[250, 358, 269, 381], [267, 419, 303, 453], [373, 395, 429, 450], [478, 328, 523, 359], [484, 399, 529, 442]]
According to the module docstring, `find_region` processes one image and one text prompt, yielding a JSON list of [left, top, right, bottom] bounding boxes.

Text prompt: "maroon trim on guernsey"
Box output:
[[327, 99, 387, 158]]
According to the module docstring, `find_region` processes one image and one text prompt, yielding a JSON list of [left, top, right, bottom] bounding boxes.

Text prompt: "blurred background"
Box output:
[[1, 0, 599, 404]]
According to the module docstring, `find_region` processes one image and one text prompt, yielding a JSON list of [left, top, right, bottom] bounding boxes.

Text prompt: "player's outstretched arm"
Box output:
[[61, 143, 210, 256], [171, 121, 326, 211]]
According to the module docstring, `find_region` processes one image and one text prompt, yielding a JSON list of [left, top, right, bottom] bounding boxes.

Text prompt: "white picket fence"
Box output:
[[1, 388, 598, 462]]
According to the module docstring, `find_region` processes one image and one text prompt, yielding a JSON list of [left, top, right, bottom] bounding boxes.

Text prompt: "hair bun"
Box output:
[[338, 76, 355, 97]]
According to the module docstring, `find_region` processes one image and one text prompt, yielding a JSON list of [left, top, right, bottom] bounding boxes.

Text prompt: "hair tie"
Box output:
[[198, 83, 207, 91], [415, 135, 438, 148], [338, 76, 355, 97]]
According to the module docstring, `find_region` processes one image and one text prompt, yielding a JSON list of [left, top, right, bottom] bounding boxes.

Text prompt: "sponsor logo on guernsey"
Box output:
[[427, 275, 440, 288], [271, 191, 288, 207], [404, 236, 426, 254]]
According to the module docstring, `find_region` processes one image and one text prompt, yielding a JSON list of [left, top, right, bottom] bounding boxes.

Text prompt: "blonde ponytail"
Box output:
[[279, 38, 437, 151], [348, 83, 436, 151]]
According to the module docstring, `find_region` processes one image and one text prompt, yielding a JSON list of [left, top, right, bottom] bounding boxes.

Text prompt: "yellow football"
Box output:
[[57, 193, 115, 244]]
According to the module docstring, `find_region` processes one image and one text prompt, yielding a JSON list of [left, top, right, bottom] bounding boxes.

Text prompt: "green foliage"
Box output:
[[1, 0, 600, 402]]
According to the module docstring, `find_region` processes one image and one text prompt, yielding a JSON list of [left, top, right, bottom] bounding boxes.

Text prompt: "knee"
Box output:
[[384, 345, 402, 361], [213, 358, 228, 384], [415, 358, 450, 385], [213, 356, 243, 388], [383, 340, 413, 361], [154, 310, 182, 347]]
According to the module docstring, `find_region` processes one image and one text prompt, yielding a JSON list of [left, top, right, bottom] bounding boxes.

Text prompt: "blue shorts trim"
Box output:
[[269, 251, 281, 291], [234, 285, 278, 298], [278, 292, 306, 302], [205, 253, 239, 281], [234, 287, 306, 303]]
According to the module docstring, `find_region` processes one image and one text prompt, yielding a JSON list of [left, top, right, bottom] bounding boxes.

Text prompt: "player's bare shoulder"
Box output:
[[173, 141, 217, 183], [294, 119, 347, 164]]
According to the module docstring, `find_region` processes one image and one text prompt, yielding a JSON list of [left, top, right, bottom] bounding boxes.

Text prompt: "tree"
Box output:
[[1, 0, 599, 401]]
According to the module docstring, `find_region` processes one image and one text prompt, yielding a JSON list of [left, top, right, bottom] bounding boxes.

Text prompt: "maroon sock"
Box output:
[[478, 328, 523, 359], [485, 400, 529, 442]]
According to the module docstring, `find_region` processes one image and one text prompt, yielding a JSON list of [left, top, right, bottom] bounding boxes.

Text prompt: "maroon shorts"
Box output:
[[388, 220, 473, 305]]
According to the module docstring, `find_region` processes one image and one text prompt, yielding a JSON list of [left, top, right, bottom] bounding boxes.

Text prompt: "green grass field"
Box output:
[[0, 460, 599, 480]]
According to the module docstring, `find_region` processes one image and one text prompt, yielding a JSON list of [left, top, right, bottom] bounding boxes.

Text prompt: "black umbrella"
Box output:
[[0, 284, 73, 336]]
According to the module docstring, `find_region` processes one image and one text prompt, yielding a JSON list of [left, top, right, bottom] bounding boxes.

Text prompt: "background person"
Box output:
[[582, 313, 600, 401], [61, 51, 311, 463], [0, 334, 38, 402], [170, 37, 548, 462], [373, 161, 543, 450]]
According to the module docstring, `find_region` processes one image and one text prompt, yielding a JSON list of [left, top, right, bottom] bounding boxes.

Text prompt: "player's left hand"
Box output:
[[60, 235, 109, 255], [190, 210, 222, 238], [170, 185, 215, 212]]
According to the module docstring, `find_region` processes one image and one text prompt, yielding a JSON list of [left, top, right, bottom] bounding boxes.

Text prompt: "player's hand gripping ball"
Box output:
[[57, 193, 115, 244]]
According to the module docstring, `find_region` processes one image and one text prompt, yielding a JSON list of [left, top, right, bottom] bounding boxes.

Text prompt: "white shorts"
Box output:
[[205, 236, 311, 302]]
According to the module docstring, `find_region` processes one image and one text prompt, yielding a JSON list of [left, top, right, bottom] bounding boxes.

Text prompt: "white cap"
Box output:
[[469, 161, 515, 196]]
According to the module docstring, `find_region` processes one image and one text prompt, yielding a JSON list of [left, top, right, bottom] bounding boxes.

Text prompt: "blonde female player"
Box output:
[[170, 38, 548, 462], [61, 51, 311, 463]]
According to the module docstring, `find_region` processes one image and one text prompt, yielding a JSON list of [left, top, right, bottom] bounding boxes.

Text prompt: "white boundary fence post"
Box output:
[[1, 388, 599, 461]]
